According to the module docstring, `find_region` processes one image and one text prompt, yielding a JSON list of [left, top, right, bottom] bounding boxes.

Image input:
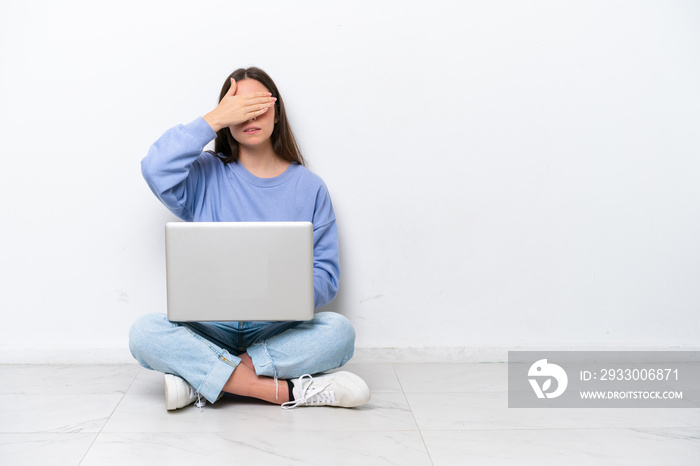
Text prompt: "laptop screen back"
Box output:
[[165, 222, 314, 322]]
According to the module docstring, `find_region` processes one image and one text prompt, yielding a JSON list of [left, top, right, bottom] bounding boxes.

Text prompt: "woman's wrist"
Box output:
[[203, 111, 223, 133]]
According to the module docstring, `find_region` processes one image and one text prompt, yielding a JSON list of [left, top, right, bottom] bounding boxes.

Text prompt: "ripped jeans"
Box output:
[[128, 312, 356, 403]]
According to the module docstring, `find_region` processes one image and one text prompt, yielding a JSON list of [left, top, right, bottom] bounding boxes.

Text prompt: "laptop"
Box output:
[[165, 222, 314, 322]]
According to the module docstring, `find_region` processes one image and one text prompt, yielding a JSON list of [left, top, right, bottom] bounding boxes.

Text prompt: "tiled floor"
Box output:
[[1, 362, 699, 465]]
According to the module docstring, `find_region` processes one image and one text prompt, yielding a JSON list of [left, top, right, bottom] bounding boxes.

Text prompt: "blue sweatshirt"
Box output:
[[141, 117, 339, 309]]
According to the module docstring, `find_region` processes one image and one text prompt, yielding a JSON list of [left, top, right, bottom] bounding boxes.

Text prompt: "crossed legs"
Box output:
[[223, 352, 290, 404], [129, 312, 356, 405]]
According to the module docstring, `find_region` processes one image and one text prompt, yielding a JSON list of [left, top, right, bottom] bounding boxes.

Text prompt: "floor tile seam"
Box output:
[[5, 432, 100, 465], [415, 425, 699, 432], [91, 429, 425, 435], [0, 432, 99, 436], [392, 364, 435, 466], [98, 428, 424, 434], [402, 390, 510, 394], [77, 368, 143, 465], [0, 427, 108, 434], [413, 427, 682, 432], [390, 363, 508, 365]]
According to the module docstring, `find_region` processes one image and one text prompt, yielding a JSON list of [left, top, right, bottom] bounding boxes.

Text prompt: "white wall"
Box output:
[[1, 0, 699, 363]]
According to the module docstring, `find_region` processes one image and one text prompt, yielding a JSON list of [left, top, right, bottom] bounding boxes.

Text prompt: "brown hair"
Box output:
[[210, 67, 306, 166]]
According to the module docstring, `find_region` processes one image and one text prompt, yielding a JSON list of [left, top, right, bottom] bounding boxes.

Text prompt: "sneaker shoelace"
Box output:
[[281, 374, 336, 410], [190, 386, 206, 410]]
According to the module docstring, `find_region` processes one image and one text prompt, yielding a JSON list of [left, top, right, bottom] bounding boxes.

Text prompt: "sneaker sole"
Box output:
[[164, 373, 186, 411]]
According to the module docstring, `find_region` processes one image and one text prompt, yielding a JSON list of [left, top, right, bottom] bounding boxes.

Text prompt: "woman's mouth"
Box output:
[[244, 127, 261, 134]]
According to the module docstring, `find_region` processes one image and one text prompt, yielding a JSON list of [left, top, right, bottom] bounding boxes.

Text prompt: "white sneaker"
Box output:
[[281, 371, 370, 409], [164, 374, 204, 411]]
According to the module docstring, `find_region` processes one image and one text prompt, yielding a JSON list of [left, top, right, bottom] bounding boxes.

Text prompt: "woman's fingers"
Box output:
[[227, 92, 275, 110], [240, 96, 276, 114], [246, 106, 270, 119], [243, 92, 275, 105], [208, 89, 276, 128], [226, 78, 237, 96], [244, 100, 276, 118]]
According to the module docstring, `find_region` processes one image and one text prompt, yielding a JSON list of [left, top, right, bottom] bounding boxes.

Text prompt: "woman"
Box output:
[[129, 67, 370, 410]]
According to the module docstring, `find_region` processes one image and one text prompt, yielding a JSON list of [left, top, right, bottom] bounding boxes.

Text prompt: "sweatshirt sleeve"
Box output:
[[312, 183, 341, 308], [141, 117, 217, 221]]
